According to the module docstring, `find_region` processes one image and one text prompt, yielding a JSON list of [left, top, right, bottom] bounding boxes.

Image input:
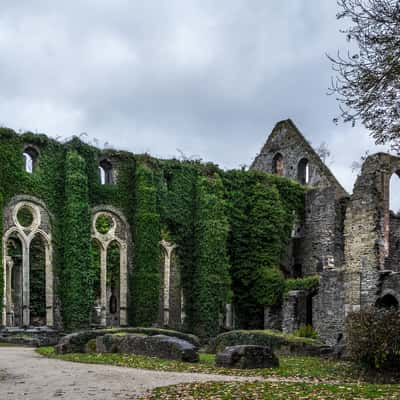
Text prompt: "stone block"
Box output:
[[96, 333, 199, 362], [216, 345, 279, 369]]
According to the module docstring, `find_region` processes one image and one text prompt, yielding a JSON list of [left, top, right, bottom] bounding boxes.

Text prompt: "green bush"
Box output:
[[345, 307, 400, 371], [284, 276, 320, 295], [293, 324, 317, 339]]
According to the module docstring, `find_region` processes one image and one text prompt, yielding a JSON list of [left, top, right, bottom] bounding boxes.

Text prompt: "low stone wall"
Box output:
[[0, 328, 63, 347]]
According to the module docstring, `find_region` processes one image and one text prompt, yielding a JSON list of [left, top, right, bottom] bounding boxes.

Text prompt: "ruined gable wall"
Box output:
[[251, 120, 347, 196]]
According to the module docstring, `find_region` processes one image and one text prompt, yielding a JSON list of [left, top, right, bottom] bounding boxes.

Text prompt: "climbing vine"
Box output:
[[191, 174, 231, 338], [0, 127, 305, 335], [223, 170, 305, 328], [63, 150, 93, 329], [132, 164, 161, 326]]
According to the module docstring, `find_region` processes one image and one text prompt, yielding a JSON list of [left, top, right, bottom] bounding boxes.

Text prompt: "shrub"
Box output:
[[293, 324, 317, 339], [284, 276, 320, 295], [345, 307, 400, 371]]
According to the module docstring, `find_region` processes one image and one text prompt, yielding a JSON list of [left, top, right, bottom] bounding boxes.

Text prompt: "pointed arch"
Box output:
[[2, 198, 53, 327], [272, 153, 284, 176]]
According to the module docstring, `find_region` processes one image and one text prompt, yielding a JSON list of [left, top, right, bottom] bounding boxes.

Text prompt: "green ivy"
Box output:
[[0, 193, 3, 316], [63, 150, 93, 329], [132, 164, 161, 325], [284, 275, 320, 295], [191, 174, 231, 338], [29, 235, 46, 322], [0, 127, 306, 335], [223, 170, 305, 328], [95, 214, 113, 234]]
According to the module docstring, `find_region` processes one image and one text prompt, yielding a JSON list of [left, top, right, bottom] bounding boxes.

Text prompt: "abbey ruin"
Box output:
[[1, 119, 399, 346]]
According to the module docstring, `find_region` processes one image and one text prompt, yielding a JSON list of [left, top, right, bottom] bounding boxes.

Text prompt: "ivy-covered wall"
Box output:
[[0, 128, 305, 336]]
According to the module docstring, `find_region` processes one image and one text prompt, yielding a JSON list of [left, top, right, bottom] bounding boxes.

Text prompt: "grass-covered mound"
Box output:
[[99, 327, 200, 348], [55, 327, 200, 354], [139, 381, 400, 400], [207, 330, 329, 356]]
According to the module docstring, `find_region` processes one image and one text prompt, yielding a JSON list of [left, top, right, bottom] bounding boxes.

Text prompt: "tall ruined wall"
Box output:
[[385, 212, 400, 272], [344, 153, 400, 313], [297, 186, 346, 276]]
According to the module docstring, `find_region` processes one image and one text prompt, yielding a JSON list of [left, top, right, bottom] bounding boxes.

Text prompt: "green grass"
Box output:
[[139, 381, 400, 400], [37, 347, 357, 382], [37, 347, 400, 399]]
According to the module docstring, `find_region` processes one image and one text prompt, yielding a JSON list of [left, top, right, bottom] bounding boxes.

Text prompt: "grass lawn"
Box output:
[[139, 381, 400, 400], [37, 347, 389, 383], [37, 347, 400, 399]]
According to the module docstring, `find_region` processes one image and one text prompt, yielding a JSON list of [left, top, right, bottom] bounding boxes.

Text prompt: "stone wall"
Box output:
[[282, 290, 308, 334], [343, 153, 400, 314], [385, 212, 400, 272], [313, 268, 345, 346], [378, 271, 400, 304], [263, 304, 282, 330], [251, 119, 347, 195], [297, 187, 345, 276]]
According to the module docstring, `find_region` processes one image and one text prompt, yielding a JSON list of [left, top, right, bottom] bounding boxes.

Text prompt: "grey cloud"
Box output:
[[0, 1, 389, 194]]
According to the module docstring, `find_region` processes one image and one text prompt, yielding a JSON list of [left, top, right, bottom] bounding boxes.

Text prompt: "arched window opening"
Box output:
[[389, 173, 400, 213], [107, 240, 120, 326], [376, 294, 399, 309], [99, 159, 114, 185], [23, 147, 39, 173], [298, 158, 310, 185], [109, 293, 118, 314], [91, 239, 102, 325], [7, 235, 23, 327], [29, 234, 46, 326], [272, 153, 284, 176]]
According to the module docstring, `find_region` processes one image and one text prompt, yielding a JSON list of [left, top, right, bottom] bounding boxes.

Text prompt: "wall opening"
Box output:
[[91, 239, 102, 325], [29, 234, 46, 326], [389, 173, 400, 213], [107, 240, 120, 326], [23, 147, 39, 173], [7, 235, 23, 327], [99, 159, 114, 185], [272, 153, 284, 176], [297, 158, 310, 185], [293, 264, 303, 278], [376, 294, 399, 309]]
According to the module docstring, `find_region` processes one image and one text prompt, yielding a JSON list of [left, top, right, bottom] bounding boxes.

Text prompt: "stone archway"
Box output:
[[376, 292, 399, 309], [2, 197, 53, 327], [91, 207, 130, 327]]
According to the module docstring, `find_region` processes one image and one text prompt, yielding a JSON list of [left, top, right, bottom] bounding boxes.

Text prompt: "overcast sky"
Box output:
[[0, 1, 393, 195]]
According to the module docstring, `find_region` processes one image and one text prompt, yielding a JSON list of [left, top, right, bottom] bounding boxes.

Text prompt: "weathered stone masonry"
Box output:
[[253, 119, 400, 346], [3, 119, 400, 346]]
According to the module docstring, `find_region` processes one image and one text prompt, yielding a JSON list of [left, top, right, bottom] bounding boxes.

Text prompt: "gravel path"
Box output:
[[0, 347, 256, 400]]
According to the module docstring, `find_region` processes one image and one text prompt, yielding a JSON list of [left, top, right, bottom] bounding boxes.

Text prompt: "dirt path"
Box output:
[[0, 347, 259, 400]]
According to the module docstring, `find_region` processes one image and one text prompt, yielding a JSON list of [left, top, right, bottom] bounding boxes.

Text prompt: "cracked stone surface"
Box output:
[[0, 347, 253, 400]]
